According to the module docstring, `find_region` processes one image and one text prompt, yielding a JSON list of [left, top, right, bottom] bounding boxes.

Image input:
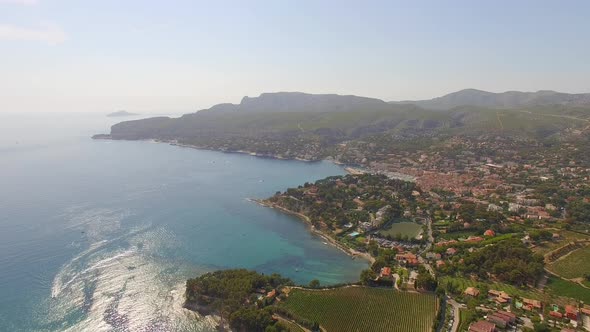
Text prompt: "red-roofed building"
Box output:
[[465, 236, 484, 243], [496, 311, 516, 324], [487, 314, 509, 328], [469, 320, 496, 332], [523, 298, 542, 310], [380, 267, 392, 278], [436, 239, 458, 247], [464, 287, 480, 297], [484, 229, 496, 237], [446, 247, 458, 256], [565, 305, 578, 320], [406, 258, 420, 267], [550, 311, 563, 319]]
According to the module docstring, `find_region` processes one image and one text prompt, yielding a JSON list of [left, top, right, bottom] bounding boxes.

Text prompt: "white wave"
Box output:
[[45, 226, 214, 332], [51, 240, 108, 298], [51, 248, 135, 298]]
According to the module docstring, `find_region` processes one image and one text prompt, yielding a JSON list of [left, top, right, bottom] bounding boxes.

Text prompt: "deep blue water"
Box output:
[[0, 113, 368, 331]]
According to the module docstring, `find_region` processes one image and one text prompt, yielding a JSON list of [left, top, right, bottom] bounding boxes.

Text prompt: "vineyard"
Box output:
[[280, 287, 438, 332], [547, 245, 590, 279]]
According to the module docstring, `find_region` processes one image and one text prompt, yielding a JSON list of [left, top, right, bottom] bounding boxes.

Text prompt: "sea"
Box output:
[[0, 112, 368, 331]]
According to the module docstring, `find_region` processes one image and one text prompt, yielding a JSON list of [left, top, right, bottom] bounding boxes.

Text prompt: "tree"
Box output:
[[311, 322, 321, 332], [360, 269, 377, 285], [308, 279, 320, 288], [533, 322, 550, 332], [367, 240, 379, 257], [229, 307, 274, 332], [415, 273, 437, 291]]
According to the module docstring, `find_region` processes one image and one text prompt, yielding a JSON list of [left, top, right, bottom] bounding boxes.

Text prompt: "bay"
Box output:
[[0, 112, 368, 331]]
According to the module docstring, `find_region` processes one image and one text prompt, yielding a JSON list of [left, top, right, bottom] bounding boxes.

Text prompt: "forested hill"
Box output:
[[93, 91, 590, 161], [392, 89, 590, 110]]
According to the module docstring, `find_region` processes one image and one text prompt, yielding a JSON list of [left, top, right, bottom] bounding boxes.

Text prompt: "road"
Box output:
[[392, 273, 400, 290], [419, 216, 436, 277], [448, 298, 463, 332]]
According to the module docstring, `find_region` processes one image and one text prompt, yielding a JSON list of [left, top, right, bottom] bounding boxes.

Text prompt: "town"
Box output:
[[264, 148, 590, 332]]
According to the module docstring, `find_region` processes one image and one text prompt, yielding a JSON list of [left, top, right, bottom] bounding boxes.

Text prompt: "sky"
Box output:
[[1, 0, 590, 113]]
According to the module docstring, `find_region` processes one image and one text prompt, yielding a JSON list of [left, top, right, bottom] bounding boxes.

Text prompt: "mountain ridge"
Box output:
[[391, 89, 590, 110]]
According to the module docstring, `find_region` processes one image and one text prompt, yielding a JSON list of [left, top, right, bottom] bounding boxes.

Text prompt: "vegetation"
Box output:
[[100, 92, 590, 164], [266, 173, 420, 250], [280, 287, 438, 332], [568, 199, 590, 223], [458, 239, 544, 286], [547, 246, 590, 279], [457, 309, 476, 332], [185, 269, 293, 332], [546, 277, 590, 303], [438, 276, 542, 300]]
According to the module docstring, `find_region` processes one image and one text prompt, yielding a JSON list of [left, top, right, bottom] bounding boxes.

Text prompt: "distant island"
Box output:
[[107, 111, 138, 117]]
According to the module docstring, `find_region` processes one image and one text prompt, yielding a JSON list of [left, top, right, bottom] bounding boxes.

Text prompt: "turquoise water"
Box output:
[[0, 113, 368, 331]]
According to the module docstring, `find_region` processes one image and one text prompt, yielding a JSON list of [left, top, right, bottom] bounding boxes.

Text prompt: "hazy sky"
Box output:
[[1, 0, 589, 113]]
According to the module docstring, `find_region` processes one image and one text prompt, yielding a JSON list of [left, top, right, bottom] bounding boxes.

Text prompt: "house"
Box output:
[[487, 314, 508, 328], [406, 258, 420, 267], [436, 260, 446, 268], [266, 289, 276, 298], [469, 320, 496, 332], [550, 311, 564, 319], [426, 252, 442, 260], [565, 305, 578, 320], [380, 267, 392, 278], [580, 306, 590, 332], [488, 290, 511, 303], [396, 252, 419, 266], [465, 236, 484, 243], [465, 287, 480, 297], [522, 298, 542, 310], [304, 186, 319, 196], [496, 311, 516, 324], [446, 247, 458, 256], [484, 229, 496, 237], [436, 239, 458, 247]]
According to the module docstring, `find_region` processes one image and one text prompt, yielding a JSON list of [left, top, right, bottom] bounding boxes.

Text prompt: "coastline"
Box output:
[[93, 137, 405, 179], [167, 140, 319, 162], [94, 136, 346, 164], [249, 198, 375, 264], [93, 136, 390, 266]]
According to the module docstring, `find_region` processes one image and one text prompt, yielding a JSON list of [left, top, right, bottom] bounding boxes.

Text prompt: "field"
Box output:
[[533, 230, 590, 255], [276, 320, 305, 332], [547, 246, 590, 279], [280, 287, 438, 332], [546, 277, 590, 303], [378, 222, 422, 238]]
